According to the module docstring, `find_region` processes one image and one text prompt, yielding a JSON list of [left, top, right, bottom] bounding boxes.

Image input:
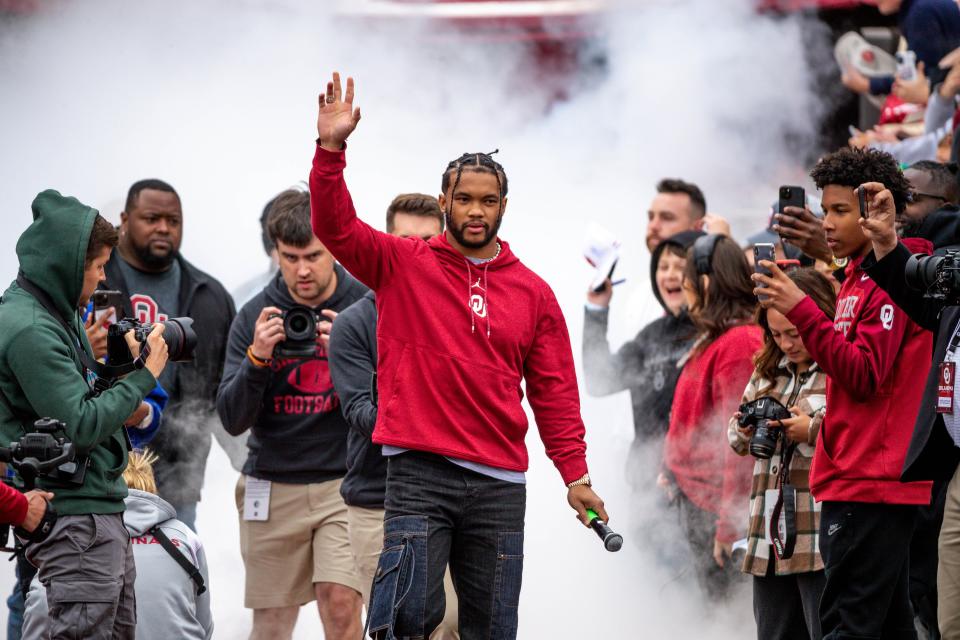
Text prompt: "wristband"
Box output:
[[247, 346, 272, 368]]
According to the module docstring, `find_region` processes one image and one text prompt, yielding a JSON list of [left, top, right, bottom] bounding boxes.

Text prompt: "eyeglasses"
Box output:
[[908, 191, 948, 204]]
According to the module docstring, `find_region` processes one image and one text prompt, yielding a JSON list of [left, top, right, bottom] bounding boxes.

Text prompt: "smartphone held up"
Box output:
[[778, 185, 805, 214], [754, 243, 776, 302]]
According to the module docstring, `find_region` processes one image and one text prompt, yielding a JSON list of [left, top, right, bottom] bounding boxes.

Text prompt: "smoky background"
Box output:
[[0, 0, 832, 636]]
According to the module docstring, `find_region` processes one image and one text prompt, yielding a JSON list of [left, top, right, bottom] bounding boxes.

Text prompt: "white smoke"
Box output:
[[0, 0, 824, 636]]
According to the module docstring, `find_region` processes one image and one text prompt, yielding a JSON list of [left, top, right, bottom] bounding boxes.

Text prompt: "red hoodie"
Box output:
[[309, 145, 588, 484], [664, 324, 762, 544], [786, 239, 933, 505]]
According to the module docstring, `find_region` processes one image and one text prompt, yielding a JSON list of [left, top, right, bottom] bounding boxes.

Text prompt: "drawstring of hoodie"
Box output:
[[462, 257, 493, 338], [464, 258, 476, 334], [483, 263, 491, 338]]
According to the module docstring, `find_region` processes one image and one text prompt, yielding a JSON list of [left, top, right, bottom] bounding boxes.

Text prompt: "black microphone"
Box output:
[[586, 509, 622, 552]]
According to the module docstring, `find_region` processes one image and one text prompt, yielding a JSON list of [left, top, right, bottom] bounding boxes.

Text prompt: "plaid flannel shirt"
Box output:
[[727, 358, 827, 576]]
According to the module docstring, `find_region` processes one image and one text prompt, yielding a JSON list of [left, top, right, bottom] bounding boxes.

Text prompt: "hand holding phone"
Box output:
[[92, 290, 124, 324], [754, 243, 776, 302]]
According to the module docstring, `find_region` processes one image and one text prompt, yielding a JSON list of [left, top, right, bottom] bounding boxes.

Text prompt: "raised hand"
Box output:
[[317, 71, 361, 152], [857, 182, 898, 260]]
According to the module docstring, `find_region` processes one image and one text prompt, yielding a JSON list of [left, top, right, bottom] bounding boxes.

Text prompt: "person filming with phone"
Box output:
[[752, 147, 935, 640], [0, 190, 170, 639]]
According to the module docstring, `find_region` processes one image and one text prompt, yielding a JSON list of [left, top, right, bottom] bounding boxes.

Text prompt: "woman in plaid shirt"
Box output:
[[728, 268, 836, 640]]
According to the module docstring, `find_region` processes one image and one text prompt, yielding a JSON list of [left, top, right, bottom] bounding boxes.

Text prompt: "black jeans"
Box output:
[[367, 451, 526, 640], [819, 501, 918, 640], [753, 565, 825, 640]]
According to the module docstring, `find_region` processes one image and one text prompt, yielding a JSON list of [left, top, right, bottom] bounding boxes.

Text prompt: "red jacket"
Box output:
[[786, 240, 934, 505], [0, 481, 27, 526], [309, 146, 588, 484], [664, 324, 762, 543]]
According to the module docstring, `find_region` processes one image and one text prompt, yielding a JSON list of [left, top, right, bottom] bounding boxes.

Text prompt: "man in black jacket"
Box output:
[[217, 188, 367, 640], [860, 178, 960, 638], [327, 193, 459, 639], [103, 179, 235, 530]]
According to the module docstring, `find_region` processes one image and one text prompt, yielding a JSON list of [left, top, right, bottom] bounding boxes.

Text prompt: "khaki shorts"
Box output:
[[347, 505, 460, 639], [236, 475, 364, 610]]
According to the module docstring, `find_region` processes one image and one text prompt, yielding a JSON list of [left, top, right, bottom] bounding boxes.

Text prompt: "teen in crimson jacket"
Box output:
[[754, 147, 933, 640], [781, 238, 933, 504], [310, 72, 605, 640], [662, 234, 761, 599]]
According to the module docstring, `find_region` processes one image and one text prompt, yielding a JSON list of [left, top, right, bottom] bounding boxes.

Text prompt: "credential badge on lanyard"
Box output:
[[939, 324, 960, 414]]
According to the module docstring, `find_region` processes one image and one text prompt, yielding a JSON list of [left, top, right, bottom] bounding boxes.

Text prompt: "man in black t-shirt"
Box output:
[[103, 179, 235, 531]]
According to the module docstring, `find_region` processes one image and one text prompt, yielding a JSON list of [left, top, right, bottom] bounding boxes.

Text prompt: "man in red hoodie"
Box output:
[[754, 147, 934, 640], [309, 72, 607, 640]]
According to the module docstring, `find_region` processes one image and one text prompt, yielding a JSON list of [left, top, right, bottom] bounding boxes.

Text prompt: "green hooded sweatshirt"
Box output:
[[0, 190, 156, 515]]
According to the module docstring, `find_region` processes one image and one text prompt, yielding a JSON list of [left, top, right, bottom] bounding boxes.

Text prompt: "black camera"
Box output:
[[738, 397, 791, 459], [0, 417, 84, 488], [107, 317, 198, 365], [271, 305, 320, 359], [0, 418, 81, 549], [905, 250, 960, 304]]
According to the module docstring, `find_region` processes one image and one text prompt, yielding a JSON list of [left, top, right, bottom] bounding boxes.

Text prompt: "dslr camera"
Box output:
[[738, 396, 791, 459], [106, 317, 198, 365], [905, 250, 960, 305], [270, 305, 320, 359]]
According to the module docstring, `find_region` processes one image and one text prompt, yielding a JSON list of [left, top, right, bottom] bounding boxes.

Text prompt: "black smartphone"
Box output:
[[92, 290, 124, 323], [778, 185, 805, 214], [591, 258, 618, 293], [858, 186, 868, 218], [754, 243, 776, 301]]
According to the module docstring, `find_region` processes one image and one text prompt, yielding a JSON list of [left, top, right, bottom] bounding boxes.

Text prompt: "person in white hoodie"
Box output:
[[21, 450, 213, 640]]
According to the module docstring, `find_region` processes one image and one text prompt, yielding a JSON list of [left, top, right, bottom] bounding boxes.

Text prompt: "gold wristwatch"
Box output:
[[566, 473, 592, 488]]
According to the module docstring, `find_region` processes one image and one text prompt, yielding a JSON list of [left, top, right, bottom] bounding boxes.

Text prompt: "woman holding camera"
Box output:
[[728, 268, 835, 640], [661, 234, 762, 599]]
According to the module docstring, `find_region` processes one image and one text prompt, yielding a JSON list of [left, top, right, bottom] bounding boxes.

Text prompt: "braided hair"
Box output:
[[441, 150, 508, 216]]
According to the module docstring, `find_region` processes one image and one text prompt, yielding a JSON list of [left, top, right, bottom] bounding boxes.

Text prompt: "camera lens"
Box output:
[[749, 422, 779, 459], [289, 315, 308, 334], [906, 254, 944, 293], [161, 318, 197, 363], [283, 306, 317, 342]]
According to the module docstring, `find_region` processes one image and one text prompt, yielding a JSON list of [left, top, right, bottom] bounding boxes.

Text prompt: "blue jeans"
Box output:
[[367, 451, 526, 640], [6, 580, 23, 640]]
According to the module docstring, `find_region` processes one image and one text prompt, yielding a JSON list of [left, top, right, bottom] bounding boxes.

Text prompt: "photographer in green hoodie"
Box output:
[[0, 190, 169, 639]]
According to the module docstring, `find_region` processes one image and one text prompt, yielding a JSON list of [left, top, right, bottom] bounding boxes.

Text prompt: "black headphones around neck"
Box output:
[[693, 233, 722, 275]]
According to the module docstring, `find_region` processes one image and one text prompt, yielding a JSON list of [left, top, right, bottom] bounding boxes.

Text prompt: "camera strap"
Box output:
[[15, 275, 144, 382], [770, 442, 798, 560], [148, 525, 206, 595]]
